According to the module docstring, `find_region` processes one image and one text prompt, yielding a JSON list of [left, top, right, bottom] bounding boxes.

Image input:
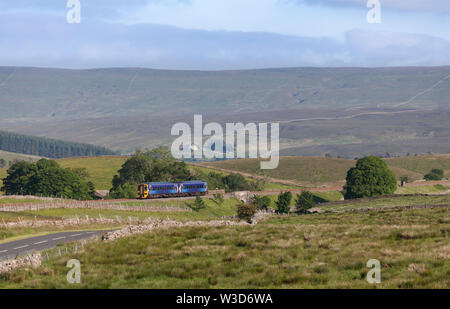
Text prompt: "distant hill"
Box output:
[[0, 130, 117, 159], [0, 66, 449, 155], [0, 66, 449, 122]]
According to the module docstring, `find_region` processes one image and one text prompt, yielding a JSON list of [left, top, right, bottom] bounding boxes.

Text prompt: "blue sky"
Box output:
[[0, 0, 449, 69]]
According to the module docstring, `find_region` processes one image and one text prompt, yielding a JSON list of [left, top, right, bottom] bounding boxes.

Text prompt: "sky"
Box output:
[[0, 0, 449, 69]]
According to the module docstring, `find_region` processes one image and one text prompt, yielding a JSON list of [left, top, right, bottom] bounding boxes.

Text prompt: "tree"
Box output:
[[275, 191, 292, 214], [400, 176, 409, 187], [295, 191, 315, 214], [109, 147, 193, 198], [221, 173, 249, 192], [251, 195, 271, 210], [1, 159, 96, 200], [424, 169, 444, 181], [187, 196, 206, 212], [237, 203, 257, 223], [344, 156, 397, 199]]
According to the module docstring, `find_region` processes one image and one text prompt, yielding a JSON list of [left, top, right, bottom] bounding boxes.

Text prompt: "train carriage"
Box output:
[[138, 181, 208, 199]]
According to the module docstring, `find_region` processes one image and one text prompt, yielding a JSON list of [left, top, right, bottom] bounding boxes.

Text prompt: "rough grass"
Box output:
[[385, 154, 450, 179], [1, 207, 448, 288], [317, 194, 450, 212], [395, 185, 450, 195], [0, 150, 42, 164], [57, 156, 127, 190], [200, 155, 450, 185], [202, 156, 355, 185]]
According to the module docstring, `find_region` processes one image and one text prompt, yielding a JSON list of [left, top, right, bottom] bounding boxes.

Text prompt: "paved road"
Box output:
[[0, 230, 111, 261]]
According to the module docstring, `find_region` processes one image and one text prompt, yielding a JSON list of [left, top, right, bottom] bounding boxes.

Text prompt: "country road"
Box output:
[[0, 230, 111, 261]]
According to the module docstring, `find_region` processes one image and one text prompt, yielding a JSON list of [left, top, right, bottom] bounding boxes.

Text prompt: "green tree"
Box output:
[[187, 196, 206, 212], [275, 191, 292, 214], [110, 147, 193, 198], [344, 156, 397, 199], [1, 159, 95, 200], [251, 195, 271, 210], [424, 169, 444, 181], [295, 191, 315, 214], [221, 173, 249, 192], [237, 203, 257, 223]]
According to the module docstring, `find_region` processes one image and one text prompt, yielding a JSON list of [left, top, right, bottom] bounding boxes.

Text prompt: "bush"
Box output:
[[295, 191, 316, 214], [424, 169, 444, 181], [237, 203, 257, 223], [275, 191, 292, 214], [251, 195, 271, 210], [187, 196, 206, 212], [344, 156, 397, 199]]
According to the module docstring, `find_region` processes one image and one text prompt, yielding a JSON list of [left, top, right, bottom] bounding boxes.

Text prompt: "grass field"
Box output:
[[0, 150, 42, 165], [1, 206, 447, 288], [57, 156, 127, 190], [200, 155, 450, 185], [316, 194, 450, 212], [386, 154, 450, 179]]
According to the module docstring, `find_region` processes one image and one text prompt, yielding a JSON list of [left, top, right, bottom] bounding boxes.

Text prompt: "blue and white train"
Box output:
[[138, 181, 208, 199]]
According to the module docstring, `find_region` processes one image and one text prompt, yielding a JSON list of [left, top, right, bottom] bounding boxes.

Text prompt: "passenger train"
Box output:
[[138, 181, 208, 199]]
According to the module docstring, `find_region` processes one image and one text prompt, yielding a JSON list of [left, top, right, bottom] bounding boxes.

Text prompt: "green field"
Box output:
[[0, 150, 42, 164], [201, 155, 450, 185], [316, 194, 450, 212], [1, 206, 448, 288], [57, 156, 127, 190], [386, 155, 450, 179]]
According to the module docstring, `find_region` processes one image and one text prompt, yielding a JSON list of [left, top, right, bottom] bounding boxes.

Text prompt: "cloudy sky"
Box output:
[[0, 0, 449, 69]]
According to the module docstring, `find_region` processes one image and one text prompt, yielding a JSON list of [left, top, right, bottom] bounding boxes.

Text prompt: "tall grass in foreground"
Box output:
[[1, 207, 448, 288]]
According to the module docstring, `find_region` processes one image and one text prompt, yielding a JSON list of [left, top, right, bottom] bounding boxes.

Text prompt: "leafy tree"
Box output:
[[295, 191, 315, 214], [344, 156, 397, 199], [1, 161, 36, 195], [110, 147, 193, 198], [1, 159, 96, 200], [275, 191, 292, 214], [251, 195, 271, 210], [400, 176, 409, 187], [221, 173, 248, 192], [187, 196, 206, 212], [424, 169, 444, 181], [68, 168, 90, 180], [237, 203, 257, 223]]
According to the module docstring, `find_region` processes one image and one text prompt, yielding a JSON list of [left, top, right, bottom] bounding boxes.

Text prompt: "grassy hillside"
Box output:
[[385, 154, 450, 179], [2, 205, 448, 288], [0, 150, 42, 165], [201, 155, 450, 185], [57, 156, 127, 190], [201, 157, 354, 185]]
